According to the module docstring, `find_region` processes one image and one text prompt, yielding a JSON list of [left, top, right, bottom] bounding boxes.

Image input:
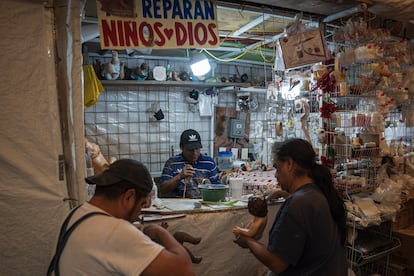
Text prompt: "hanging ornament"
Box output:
[[319, 99, 336, 119], [311, 67, 336, 94]]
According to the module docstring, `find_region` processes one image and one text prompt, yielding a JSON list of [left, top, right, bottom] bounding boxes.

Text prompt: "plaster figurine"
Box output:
[[379, 137, 390, 156], [161, 222, 202, 264], [130, 63, 149, 80], [85, 139, 117, 174], [389, 139, 396, 156], [317, 128, 327, 144], [101, 50, 125, 80], [134, 219, 202, 264], [397, 138, 405, 157], [295, 96, 311, 143], [233, 195, 268, 240]]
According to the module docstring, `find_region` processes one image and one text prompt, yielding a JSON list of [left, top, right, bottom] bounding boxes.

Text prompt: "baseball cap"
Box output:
[[85, 159, 153, 193], [180, 129, 203, 150]]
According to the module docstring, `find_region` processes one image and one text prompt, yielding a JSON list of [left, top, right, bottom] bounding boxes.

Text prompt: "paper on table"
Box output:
[[139, 214, 186, 222], [161, 199, 212, 212], [201, 200, 247, 209]]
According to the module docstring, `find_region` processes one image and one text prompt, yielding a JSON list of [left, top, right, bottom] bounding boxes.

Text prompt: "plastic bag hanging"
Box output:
[[199, 93, 212, 117]]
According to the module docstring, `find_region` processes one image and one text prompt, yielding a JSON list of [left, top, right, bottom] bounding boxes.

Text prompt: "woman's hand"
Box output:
[[232, 226, 242, 236], [266, 189, 290, 201], [233, 234, 252, 249]]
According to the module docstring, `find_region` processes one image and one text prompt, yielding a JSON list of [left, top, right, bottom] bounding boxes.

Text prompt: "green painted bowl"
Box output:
[[198, 184, 228, 202]]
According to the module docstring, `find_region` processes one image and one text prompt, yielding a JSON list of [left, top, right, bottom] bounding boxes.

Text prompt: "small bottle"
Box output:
[[150, 179, 164, 209], [339, 81, 347, 96], [151, 178, 158, 201]]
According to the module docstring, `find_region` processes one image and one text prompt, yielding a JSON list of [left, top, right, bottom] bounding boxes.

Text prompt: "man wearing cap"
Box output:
[[160, 129, 219, 198], [48, 159, 194, 276]]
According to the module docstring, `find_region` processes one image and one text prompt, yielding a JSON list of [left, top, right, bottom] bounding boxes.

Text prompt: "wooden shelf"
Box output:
[[101, 80, 252, 88]]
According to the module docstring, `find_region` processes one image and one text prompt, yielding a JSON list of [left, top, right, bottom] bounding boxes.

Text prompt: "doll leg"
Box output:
[[173, 231, 201, 245], [184, 246, 202, 264]]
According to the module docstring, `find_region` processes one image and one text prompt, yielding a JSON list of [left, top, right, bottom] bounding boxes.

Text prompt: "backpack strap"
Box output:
[[47, 205, 109, 276]]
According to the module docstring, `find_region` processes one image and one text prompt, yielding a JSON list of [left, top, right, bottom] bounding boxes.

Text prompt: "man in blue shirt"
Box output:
[[160, 129, 219, 198]]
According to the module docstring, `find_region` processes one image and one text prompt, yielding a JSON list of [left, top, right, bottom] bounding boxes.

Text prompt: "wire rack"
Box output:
[[334, 160, 377, 195], [347, 221, 401, 274], [333, 36, 412, 276], [352, 257, 403, 276], [325, 78, 382, 195]]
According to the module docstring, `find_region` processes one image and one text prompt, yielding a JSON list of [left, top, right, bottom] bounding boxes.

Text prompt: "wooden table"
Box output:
[[141, 198, 282, 276]]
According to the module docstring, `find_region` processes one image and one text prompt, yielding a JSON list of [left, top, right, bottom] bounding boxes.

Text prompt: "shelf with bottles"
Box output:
[[325, 112, 383, 196], [334, 158, 378, 195]]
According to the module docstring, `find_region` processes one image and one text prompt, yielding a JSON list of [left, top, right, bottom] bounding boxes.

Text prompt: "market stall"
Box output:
[[140, 198, 283, 276]]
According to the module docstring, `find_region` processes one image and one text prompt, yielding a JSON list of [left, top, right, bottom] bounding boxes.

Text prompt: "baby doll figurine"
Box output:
[[85, 139, 117, 175], [135, 220, 202, 264], [233, 195, 268, 240], [160, 222, 202, 264]]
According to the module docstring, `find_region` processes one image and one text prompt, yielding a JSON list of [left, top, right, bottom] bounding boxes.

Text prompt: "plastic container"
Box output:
[[229, 177, 244, 199], [199, 184, 228, 202], [217, 151, 233, 171]]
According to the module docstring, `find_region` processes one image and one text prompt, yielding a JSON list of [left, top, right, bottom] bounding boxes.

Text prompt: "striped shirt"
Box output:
[[160, 153, 219, 197]]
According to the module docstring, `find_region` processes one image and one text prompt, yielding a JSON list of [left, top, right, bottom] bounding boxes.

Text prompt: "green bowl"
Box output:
[[199, 184, 228, 202]]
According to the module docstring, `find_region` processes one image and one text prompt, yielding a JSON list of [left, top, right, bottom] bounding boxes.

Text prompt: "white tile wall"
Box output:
[[85, 57, 278, 175]]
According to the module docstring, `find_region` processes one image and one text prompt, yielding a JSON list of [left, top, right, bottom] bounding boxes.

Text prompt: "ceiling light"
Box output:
[[190, 52, 211, 76]]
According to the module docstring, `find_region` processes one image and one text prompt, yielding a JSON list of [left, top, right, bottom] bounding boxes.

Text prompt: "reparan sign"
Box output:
[[96, 0, 219, 49]]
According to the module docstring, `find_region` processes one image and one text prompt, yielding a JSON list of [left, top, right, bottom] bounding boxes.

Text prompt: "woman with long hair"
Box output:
[[234, 138, 347, 276]]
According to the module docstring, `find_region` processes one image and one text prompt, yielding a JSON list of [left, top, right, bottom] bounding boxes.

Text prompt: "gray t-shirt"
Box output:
[[268, 183, 347, 276]]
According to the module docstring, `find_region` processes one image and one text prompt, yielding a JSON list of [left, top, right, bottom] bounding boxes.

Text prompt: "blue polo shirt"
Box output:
[[160, 153, 219, 197]]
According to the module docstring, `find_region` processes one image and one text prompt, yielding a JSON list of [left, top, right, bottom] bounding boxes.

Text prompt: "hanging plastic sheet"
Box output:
[[83, 64, 104, 108], [199, 93, 212, 117]]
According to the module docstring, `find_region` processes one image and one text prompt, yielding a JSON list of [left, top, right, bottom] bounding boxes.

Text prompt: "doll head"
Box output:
[[248, 196, 268, 217]]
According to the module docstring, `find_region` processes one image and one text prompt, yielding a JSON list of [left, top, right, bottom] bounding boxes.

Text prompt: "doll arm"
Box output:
[[233, 226, 249, 236], [243, 218, 267, 238], [266, 189, 290, 201], [233, 219, 265, 238]]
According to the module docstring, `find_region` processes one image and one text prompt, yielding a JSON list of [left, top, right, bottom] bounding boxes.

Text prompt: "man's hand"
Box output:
[[181, 164, 195, 179], [143, 224, 167, 243]]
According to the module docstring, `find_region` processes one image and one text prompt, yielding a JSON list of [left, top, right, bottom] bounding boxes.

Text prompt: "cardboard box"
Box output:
[[390, 258, 414, 276], [387, 260, 411, 276], [393, 199, 414, 231], [393, 225, 414, 270], [278, 29, 330, 70]]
